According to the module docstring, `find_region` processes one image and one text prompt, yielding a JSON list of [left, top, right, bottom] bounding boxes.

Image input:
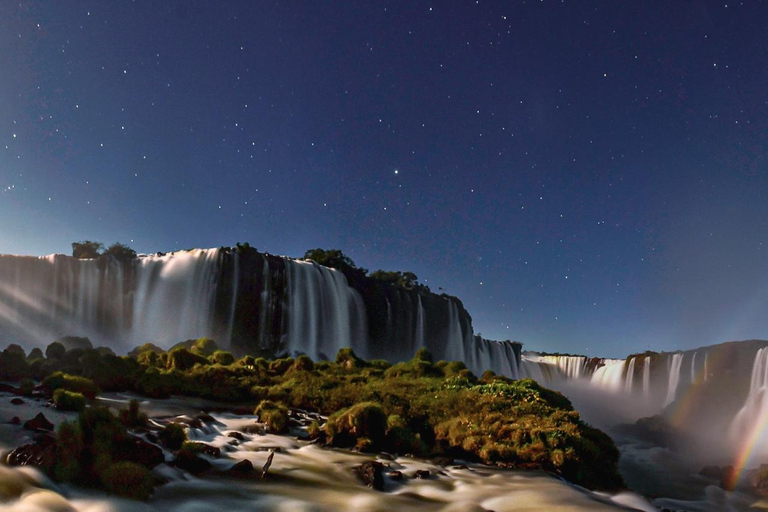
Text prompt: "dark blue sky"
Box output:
[[2, 1, 767, 357]]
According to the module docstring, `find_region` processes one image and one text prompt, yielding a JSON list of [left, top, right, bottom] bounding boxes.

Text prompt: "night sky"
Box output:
[[2, 1, 767, 358]]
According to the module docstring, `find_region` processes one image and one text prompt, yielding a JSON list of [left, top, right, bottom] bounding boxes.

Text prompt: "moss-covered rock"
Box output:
[[255, 400, 289, 433]]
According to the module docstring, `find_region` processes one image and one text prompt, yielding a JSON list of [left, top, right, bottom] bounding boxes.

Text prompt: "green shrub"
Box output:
[[42, 372, 100, 399], [118, 399, 148, 428], [159, 423, 187, 450], [335, 348, 364, 370], [101, 461, 153, 500], [19, 378, 35, 396], [53, 389, 87, 411], [210, 350, 235, 366], [269, 357, 294, 375], [167, 348, 208, 371], [54, 420, 83, 482], [255, 400, 289, 433], [326, 402, 387, 449]]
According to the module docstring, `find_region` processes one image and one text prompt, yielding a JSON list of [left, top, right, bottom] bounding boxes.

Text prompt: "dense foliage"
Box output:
[[1, 339, 624, 491]]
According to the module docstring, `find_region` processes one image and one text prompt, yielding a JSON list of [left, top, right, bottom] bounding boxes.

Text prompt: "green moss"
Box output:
[[101, 461, 153, 500], [255, 400, 289, 433], [54, 421, 83, 482], [53, 389, 87, 411], [43, 372, 100, 399], [326, 402, 387, 449], [159, 423, 187, 450], [210, 350, 235, 366]]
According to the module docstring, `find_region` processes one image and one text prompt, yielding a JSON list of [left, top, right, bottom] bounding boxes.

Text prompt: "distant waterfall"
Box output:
[[664, 353, 684, 407], [624, 357, 636, 393], [729, 348, 768, 451], [642, 357, 651, 400]]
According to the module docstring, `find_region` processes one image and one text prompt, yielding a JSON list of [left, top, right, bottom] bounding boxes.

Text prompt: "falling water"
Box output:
[[729, 348, 768, 455], [590, 359, 627, 393], [642, 357, 651, 400], [414, 294, 425, 350], [282, 259, 368, 360], [691, 352, 697, 384], [663, 353, 684, 407], [625, 357, 636, 393]]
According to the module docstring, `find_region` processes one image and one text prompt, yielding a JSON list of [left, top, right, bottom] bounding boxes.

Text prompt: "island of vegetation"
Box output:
[[0, 337, 624, 500]]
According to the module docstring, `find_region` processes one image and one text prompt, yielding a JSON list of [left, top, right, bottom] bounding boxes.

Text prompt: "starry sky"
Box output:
[[1, 1, 767, 358]]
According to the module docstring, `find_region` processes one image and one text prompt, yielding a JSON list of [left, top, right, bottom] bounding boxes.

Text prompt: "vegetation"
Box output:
[[1, 339, 624, 492], [70, 240, 137, 261]]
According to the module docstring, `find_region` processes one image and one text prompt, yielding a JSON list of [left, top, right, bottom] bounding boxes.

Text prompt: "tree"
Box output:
[[369, 270, 420, 290], [102, 243, 137, 261], [72, 241, 103, 259], [303, 248, 367, 284]]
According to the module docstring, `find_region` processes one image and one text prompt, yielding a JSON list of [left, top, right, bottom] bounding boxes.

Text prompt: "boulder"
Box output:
[[23, 413, 54, 432], [114, 437, 165, 468], [6, 435, 56, 473], [227, 431, 245, 441], [354, 461, 384, 491], [10, 398, 24, 405], [172, 451, 211, 474], [414, 469, 431, 479], [185, 442, 221, 457], [227, 459, 254, 477], [387, 470, 404, 481]]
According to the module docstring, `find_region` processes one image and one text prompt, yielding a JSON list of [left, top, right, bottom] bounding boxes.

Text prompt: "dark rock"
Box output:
[[227, 431, 245, 441], [172, 451, 212, 474], [354, 461, 384, 491], [429, 457, 454, 467], [226, 459, 254, 476], [378, 452, 395, 461], [6, 435, 56, 473], [145, 432, 158, 444], [387, 470, 404, 481], [114, 437, 165, 468], [700, 465, 724, 479], [196, 413, 217, 424], [10, 416, 20, 425], [232, 406, 252, 415], [10, 398, 24, 405], [719, 465, 737, 490], [0, 383, 17, 393], [23, 413, 54, 432], [185, 442, 221, 457], [747, 464, 768, 496], [414, 469, 431, 479]]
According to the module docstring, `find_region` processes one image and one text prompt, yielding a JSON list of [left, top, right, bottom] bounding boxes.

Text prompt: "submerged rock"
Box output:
[[172, 451, 212, 474]]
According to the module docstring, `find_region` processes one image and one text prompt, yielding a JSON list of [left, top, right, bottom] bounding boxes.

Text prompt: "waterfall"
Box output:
[[282, 259, 367, 360], [704, 351, 708, 382], [624, 357, 636, 393], [691, 352, 697, 384], [729, 348, 768, 453], [590, 359, 627, 393], [258, 255, 272, 348], [414, 295, 425, 350], [642, 357, 651, 400], [664, 353, 684, 407]]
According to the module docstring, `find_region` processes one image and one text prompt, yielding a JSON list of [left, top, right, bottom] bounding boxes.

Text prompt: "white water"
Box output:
[[642, 358, 650, 400], [0, 393, 655, 512], [282, 259, 368, 360], [663, 353, 684, 407], [590, 359, 627, 393], [624, 357, 636, 394], [729, 348, 768, 457]]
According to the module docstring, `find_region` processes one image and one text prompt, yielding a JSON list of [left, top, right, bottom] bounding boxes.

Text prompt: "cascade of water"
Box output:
[[227, 252, 240, 345], [282, 259, 367, 360], [664, 353, 684, 407], [704, 351, 708, 382], [729, 348, 768, 452], [414, 294, 425, 350], [590, 359, 626, 393], [624, 357, 636, 393], [642, 357, 651, 400], [691, 352, 697, 384]]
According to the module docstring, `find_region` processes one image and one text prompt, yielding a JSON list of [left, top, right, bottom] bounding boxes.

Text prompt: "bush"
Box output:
[[54, 420, 83, 482], [43, 373, 100, 399], [167, 348, 208, 371], [326, 402, 387, 449], [159, 423, 187, 450], [53, 389, 87, 411], [118, 399, 148, 428], [101, 461, 153, 500], [335, 348, 364, 370], [255, 400, 289, 433], [45, 342, 66, 360], [210, 350, 235, 366]]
